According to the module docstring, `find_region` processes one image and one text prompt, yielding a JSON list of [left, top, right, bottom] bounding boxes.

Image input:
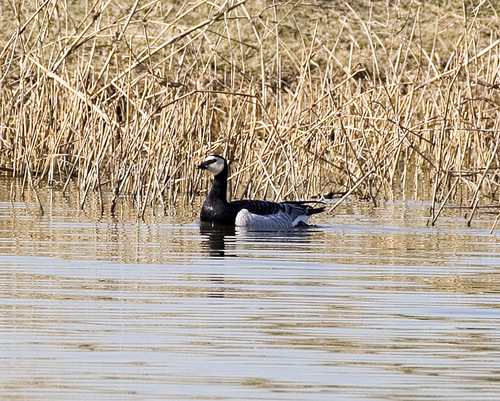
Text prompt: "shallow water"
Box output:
[[0, 179, 499, 400]]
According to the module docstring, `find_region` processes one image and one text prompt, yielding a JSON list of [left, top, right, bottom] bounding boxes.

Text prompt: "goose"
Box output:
[[197, 153, 325, 229]]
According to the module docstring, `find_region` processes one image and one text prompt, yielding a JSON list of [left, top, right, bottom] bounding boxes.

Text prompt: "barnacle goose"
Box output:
[[197, 153, 325, 229]]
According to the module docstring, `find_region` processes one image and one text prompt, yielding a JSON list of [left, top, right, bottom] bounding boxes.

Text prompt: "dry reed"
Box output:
[[1, 0, 500, 227]]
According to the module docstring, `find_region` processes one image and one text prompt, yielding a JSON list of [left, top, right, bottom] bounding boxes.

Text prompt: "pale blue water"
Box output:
[[0, 182, 499, 400]]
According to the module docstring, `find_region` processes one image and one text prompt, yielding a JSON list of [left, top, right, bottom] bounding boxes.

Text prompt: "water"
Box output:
[[1, 179, 499, 400]]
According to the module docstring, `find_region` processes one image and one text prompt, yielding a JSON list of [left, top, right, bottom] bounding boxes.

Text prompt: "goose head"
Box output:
[[197, 153, 227, 176]]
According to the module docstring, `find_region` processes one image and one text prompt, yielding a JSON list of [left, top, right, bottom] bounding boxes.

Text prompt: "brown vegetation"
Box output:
[[1, 0, 500, 225]]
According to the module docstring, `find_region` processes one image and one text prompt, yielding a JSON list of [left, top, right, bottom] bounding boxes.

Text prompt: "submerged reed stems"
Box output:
[[1, 0, 500, 226]]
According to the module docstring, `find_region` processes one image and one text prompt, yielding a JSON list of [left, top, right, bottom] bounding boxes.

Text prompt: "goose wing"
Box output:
[[231, 200, 318, 229]]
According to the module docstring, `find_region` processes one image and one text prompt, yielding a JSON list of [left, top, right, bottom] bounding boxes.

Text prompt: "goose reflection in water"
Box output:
[[199, 222, 236, 258], [199, 221, 315, 258]]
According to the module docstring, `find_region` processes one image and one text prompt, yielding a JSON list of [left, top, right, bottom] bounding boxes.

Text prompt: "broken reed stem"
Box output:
[[429, 176, 459, 227], [329, 134, 407, 213], [490, 212, 500, 234], [467, 129, 500, 227]]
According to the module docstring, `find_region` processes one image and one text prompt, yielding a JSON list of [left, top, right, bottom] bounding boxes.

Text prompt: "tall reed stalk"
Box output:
[[1, 0, 500, 225]]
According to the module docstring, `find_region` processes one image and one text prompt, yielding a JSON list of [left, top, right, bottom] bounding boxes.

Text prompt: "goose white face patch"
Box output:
[[204, 155, 225, 176]]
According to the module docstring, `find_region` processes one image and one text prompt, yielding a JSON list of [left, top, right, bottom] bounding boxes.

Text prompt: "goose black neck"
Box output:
[[208, 166, 228, 203]]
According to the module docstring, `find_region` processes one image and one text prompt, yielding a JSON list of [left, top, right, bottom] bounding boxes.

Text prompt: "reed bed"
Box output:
[[1, 0, 500, 226]]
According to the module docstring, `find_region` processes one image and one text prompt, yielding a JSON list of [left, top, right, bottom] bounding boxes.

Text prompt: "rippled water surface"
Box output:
[[0, 179, 499, 400]]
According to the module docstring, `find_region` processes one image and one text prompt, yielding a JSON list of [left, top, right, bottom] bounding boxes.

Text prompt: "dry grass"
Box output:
[[1, 0, 500, 226]]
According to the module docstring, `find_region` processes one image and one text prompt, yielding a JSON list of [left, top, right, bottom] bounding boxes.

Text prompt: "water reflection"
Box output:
[[1, 177, 500, 400], [199, 222, 236, 257], [199, 222, 317, 258]]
